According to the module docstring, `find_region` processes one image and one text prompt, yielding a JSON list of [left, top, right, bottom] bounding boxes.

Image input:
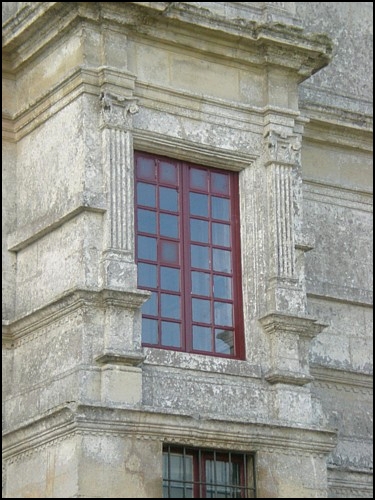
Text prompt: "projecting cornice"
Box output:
[[3, 2, 332, 79]]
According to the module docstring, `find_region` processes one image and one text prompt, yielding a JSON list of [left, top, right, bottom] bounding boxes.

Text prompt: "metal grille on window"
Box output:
[[162, 445, 256, 498]]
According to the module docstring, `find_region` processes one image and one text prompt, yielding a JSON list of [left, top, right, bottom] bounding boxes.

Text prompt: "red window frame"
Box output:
[[135, 151, 245, 359], [162, 445, 256, 498]]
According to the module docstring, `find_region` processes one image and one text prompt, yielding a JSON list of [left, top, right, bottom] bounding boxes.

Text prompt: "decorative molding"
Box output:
[[265, 130, 302, 167], [311, 364, 373, 391], [2, 2, 332, 79], [306, 283, 373, 308], [95, 351, 145, 367], [100, 92, 139, 130], [270, 163, 296, 277], [303, 179, 373, 214], [133, 129, 257, 172], [259, 312, 327, 339], [2, 288, 150, 346], [265, 370, 313, 386], [260, 312, 327, 386], [7, 192, 106, 252], [2, 404, 337, 462], [328, 466, 373, 498]]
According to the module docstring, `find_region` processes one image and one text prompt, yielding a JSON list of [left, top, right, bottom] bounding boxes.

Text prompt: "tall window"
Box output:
[[162, 445, 256, 498], [135, 152, 244, 359]]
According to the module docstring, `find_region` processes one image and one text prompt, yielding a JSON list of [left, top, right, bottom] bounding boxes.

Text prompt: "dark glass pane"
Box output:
[[213, 275, 232, 299], [190, 193, 208, 217], [138, 236, 157, 261], [212, 222, 230, 247], [190, 168, 208, 190], [161, 321, 181, 347], [191, 245, 210, 270], [160, 161, 177, 184], [161, 267, 180, 292], [161, 240, 179, 264], [212, 172, 229, 195], [192, 298, 211, 323], [137, 157, 156, 180], [160, 214, 179, 238], [137, 182, 156, 207], [214, 302, 233, 326], [138, 263, 157, 288], [160, 187, 178, 212], [192, 326, 212, 351], [138, 209, 157, 234], [142, 318, 158, 344], [212, 197, 230, 221], [191, 271, 210, 296], [190, 219, 209, 243], [215, 329, 234, 355], [213, 249, 231, 273], [142, 292, 158, 316], [161, 294, 181, 319]]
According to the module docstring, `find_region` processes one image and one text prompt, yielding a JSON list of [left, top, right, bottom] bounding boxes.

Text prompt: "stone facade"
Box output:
[[2, 2, 372, 498]]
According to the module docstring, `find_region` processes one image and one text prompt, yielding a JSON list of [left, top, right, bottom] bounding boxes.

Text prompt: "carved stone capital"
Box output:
[[259, 312, 327, 338], [100, 92, 139, 129], [265, 130, 302, 166]]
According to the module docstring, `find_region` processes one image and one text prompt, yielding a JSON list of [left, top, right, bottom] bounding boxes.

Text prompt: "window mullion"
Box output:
[[181, 163, 192, 353]]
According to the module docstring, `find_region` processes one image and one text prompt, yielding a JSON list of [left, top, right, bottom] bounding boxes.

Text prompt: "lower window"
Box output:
[[163, 445, 256, 498]]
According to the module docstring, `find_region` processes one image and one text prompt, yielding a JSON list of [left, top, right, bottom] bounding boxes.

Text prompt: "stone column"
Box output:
[[242, 110, 327, 423], [96, 90, 150, 404]]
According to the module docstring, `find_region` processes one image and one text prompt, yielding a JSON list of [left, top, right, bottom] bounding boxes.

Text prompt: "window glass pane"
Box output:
[[213, 276, 232, 299], [161, 267, 180, 292], [191, 271, 210, 296], [137, 157, 155, 180], [190, 193, 208, 217], [215, 329, 234, 355], [138, 263, 157, 288], [193, 326, 212, 351], [161, 321, 181, 347], [163, 453, 193, 498], [212, 172, 229, 195], [191, 245, 210, 270], [214, 302, 233, 326], [142, 318, 158, 344], [213, 249, 231, 273], [161, 240, 179, 264], [142, 292, 158, 316], [138, 209, 157, 234], [161, 294, 181, 319], [137, 182, 156, 207], [212, 197, 230, 221], [160, 161, 177, 184], [138, 236, 157, 261], [192, 298, 211, 323], [190, 168, 208, 190], [160, 214, 179, 238], [212, 223, 230, 247], [160, 187, 178, 212], [190, 219, 209, 243]]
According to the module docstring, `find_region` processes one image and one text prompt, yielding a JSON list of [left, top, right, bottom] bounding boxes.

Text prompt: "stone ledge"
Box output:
[[2, 403, 338, 461], [2, 287, 150, 344], [7, 192, 106, 252], [311, 364, 373, 390], [95, 351, 145, 367], [265, 369, 314, 386]]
